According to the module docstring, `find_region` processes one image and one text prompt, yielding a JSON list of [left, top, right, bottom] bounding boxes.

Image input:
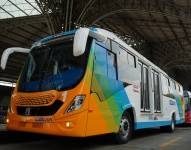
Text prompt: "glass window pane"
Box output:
[[94, 44, 107, 76], [107, 51, 117, 79], [128, 53, 135, 67], [162, 75, 169, 95], [0, 0, 41, 19]]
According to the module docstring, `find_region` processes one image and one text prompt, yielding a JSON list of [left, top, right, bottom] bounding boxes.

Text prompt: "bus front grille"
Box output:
[[17, 100, 63, 116], [16, 94, 56, 106]]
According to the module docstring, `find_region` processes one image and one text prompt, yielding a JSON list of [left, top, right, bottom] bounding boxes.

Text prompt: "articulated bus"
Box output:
[[183, 91, 191, 124], [0, 28, 185, 143]]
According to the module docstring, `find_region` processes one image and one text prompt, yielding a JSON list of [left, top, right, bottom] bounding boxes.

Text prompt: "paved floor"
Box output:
[[0, 126, 191, 150]]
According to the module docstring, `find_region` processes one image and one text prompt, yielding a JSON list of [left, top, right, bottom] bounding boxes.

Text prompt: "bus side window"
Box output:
[[176, 83, 180, 93], [174, 81, 176, 90], [179, 85, 183, 96], [107, 51, 117, 79], [169, 79, 174, 94], [96, 39, 111, 50], [161, 75, 169, 96], [139, 61, 150, 112], [112, 41, 137, 83], [94, 44, 107, 76], [142, 65, 150, 111], [115, 44, 128, 82], [127, 53, 136, 68]]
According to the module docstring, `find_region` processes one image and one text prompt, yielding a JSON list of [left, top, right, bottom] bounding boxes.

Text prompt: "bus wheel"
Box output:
[[167, 116, 176, 132], [115, 112, 133, 144], [160, 116, 175, 132]]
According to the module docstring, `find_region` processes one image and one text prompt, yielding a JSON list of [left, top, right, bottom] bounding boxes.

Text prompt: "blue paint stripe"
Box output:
[[176, 119, 185, 124], [135, 121, 171, 130], [135, 119, 184, 130]]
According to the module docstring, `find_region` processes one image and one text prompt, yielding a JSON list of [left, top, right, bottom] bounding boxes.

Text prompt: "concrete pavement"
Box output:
[[0, 126, 191, 150]]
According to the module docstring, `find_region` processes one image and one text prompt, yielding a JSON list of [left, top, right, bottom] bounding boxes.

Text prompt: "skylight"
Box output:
[[0, 0, 41, 19]]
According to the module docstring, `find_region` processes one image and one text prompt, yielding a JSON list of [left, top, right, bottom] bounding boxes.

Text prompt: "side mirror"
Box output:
[[1, 47, 30, 70], [73, 28, 89, 56], [73, 27, 107, 56]]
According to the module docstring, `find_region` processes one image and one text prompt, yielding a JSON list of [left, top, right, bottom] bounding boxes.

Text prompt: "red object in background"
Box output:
[[185, 111, 191, 124]]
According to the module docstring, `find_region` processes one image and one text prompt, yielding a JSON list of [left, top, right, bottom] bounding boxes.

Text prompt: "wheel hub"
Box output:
[[120, 118, 129, 137]]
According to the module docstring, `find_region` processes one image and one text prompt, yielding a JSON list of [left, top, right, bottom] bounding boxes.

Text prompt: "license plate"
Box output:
[[32, 123, 43, 128]]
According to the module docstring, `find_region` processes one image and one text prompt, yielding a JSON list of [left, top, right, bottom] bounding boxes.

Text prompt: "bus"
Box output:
[[183, 91, 191, 124], [0, 83, 14, 124], [0, 27, 185, 144]]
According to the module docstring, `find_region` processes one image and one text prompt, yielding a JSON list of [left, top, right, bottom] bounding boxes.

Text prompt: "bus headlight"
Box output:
[[66, 95, 85, 113], [6, 118, 9, 124]]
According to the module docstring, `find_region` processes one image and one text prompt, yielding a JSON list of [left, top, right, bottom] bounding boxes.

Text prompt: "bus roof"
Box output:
[[94, 28, 168, 76], [33, 27, 181, 86]]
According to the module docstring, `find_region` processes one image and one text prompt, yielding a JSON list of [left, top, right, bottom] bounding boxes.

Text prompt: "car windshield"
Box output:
[[18, 37, 90, 92]]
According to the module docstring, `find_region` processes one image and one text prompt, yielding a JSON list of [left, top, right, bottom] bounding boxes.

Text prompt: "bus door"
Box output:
[[151, 70, 161, 113], [138, 62, 151, 113]]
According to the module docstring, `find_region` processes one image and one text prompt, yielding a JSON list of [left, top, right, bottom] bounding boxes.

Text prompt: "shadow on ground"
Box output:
[[0, 126, 190, 150]]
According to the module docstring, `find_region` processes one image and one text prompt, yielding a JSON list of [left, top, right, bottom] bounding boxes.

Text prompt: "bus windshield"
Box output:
[[18, 37, 90, 92]]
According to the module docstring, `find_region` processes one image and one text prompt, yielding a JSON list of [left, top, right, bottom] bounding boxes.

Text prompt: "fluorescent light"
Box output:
[[0, 81, 16, 87]]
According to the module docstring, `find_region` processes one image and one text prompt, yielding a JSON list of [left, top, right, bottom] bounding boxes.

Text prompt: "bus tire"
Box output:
[[160, 115, 175, 133], [167, 115, 176, 132], [114, 112, 133, 144]]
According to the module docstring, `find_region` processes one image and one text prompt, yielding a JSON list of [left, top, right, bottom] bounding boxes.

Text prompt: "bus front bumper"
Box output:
[[6, 111, 88, 137]]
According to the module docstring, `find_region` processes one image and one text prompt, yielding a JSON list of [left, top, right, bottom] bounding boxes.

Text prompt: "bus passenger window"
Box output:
[[178, 85, 180, 92], [161, 75, 169, 96], [127, 53, 136, 68], [153, 72, 161, 112], [139, 61, 150, 111], [107, 51, 117, 79], [143, 66, 150, 111], [151, 71, 154, 90], [168, 79, 170, 87], [94, 44, 107, 76], [174, 82, 176, 90]]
